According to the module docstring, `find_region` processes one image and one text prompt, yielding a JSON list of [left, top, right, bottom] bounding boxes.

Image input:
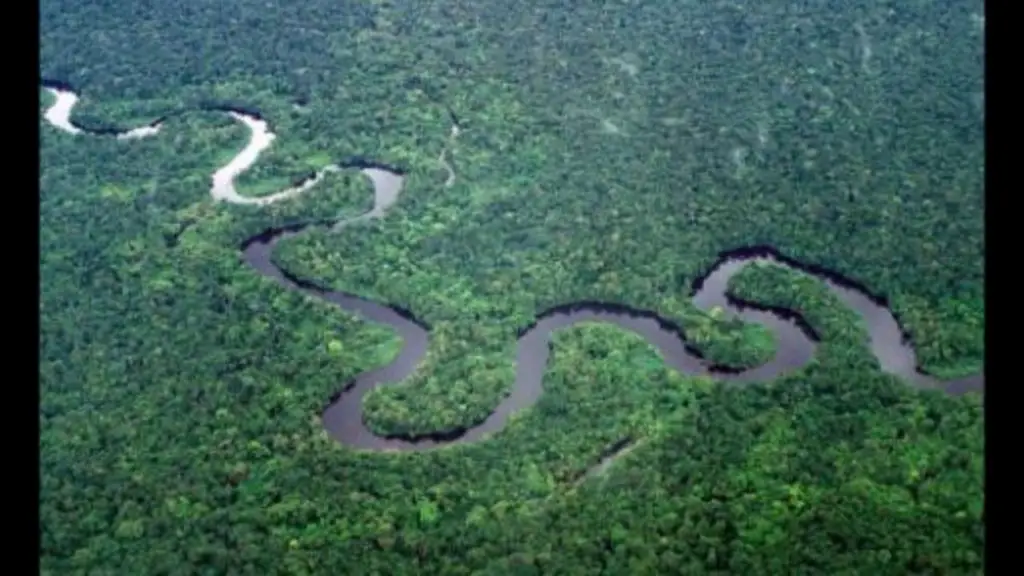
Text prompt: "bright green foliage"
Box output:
[[41, 0, 983, 573]]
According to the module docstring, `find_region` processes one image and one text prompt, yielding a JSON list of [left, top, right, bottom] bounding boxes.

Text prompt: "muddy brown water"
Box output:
[[241, 192, 984, 455]]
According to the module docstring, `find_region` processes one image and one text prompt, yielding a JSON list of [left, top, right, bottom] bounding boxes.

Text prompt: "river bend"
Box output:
[[42, 85, 984, 461]]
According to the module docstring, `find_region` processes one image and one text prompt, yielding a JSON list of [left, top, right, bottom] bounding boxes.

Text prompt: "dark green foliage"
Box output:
[[40, 0, 983, 573]]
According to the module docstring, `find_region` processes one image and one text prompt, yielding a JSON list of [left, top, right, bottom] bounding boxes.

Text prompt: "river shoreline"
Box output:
[[41, 85, 984, 467], [243, 224, 983, 454]]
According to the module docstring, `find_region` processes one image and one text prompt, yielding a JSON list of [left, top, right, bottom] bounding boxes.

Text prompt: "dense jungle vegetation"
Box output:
[[40, 0, 984, 573]]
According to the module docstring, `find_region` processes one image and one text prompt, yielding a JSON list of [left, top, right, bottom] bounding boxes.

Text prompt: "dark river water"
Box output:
[[40, 88, 983, 473], [240, 189, 984, 454]]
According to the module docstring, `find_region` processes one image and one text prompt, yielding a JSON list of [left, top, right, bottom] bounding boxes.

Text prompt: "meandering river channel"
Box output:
[[42, 85, 984, 463]]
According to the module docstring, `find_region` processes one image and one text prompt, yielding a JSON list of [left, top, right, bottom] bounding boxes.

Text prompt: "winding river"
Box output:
[[41, 85, 984, 461]]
